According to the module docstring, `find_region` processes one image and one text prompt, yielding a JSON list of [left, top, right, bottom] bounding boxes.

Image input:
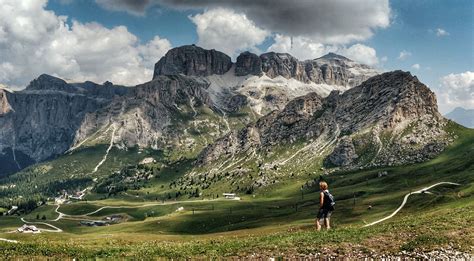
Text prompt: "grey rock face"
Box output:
[[235, 51, 262, 76], [197, 92, 325, 165], [260, 52, 309, 82], [153, 45, 232, 78], [198, 71, 448, 168], [325, 137, 358, 167], [26, 74, 75, 92], [231, 51, 378, 88], [74, 74, 215, 150], [154, 46, 377, 120], [153, 45, 376, 88], [226, 94, 249, 113], [0, 75, 130, 176]]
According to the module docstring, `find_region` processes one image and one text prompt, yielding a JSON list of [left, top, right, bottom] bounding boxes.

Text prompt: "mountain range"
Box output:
[[445, 107, 474, 128], [0, 45, 378, 177], [0, 44, 461, 204]]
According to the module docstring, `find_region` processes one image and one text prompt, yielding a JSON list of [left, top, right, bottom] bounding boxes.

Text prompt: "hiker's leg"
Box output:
[[324, 218, 330, 230], [316, 209, 323, 230], [316, 219, 321, 231]]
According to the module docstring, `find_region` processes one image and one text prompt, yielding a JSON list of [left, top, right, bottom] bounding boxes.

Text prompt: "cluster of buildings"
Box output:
[[80, 214, 124, 227], [17, 224, 40, 233]]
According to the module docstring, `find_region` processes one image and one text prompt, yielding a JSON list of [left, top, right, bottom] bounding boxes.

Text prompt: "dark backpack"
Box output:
[[324, 191, 335, 211]]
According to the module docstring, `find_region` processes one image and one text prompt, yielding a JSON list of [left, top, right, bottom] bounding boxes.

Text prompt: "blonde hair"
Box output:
[[319, 181, 328, 190]]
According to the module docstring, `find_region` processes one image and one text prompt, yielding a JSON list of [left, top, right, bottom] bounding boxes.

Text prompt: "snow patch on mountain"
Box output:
[[205, 66, 351, 115]]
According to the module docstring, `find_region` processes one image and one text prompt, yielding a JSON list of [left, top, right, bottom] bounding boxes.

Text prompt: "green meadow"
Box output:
[[0, 124, 472, 258]]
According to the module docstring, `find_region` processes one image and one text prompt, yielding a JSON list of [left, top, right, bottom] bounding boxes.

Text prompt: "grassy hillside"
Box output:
[[0, 103, 254, 209], [0, 123, 472, 258]]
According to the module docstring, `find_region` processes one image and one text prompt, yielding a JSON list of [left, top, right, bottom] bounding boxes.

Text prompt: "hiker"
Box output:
[[316, 181, 335, 231]]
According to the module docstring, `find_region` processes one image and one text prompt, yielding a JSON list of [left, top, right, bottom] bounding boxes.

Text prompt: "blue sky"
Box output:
[[0, 0, 472, 113], [47, 0, 199, 46]]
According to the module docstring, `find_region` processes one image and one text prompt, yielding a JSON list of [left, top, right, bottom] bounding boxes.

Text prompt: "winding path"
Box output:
[[52, 204, 67, 221], [20, 217, 63, 232], [363, 182, 460, 227], [78, 198, 220, 216], [0, 238, 18, 243]]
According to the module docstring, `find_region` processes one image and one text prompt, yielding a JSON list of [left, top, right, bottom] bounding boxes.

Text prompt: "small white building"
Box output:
[[55, 197, 67, 205], [18, 224, 40, 233], [223, 193, 240, 200], [7, 206, 18, 215]]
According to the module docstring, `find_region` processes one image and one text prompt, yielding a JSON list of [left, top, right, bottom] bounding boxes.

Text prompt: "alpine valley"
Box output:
[[0, 45, 472, 259]]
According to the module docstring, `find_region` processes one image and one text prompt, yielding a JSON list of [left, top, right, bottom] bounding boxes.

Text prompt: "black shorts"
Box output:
[[317, 208, 332, 219]]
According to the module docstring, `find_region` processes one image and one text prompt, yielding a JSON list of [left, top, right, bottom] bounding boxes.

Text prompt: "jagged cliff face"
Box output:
[[0, 75, 130, 176], [0, 71, 236, 177], [153, 45, 233, 78], [152, 46, 377, 116], [234, 51, 377, 86], [197, 71, 449, 169], [74, 74, 217, 150]]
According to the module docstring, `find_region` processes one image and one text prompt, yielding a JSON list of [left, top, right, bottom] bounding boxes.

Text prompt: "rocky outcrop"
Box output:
[[154, 45, 377, 87], [153, 45, 232, 78], [226, 94, 249, 113], [197, 92, 325, 164], [235, 51, 262, 76], [260, 52, 309, 82], [0, 89, 12, 115], [334, 71, 441, 132], [152, 45, 377, 119], [235, 51, 378, 87], [0, 75, 130, 176], [198, 71, 449, 168], [325, 137, 358, 167], [26, 74, 76, 92], [75, 74, 215, 149]]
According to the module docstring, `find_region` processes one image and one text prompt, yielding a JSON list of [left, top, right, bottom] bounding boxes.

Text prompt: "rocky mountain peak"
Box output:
[[317, 52, 352, 61], [153, 45, 233, 78], [445, 107, 474, 128], [260, 52, 308, 82], [198, 70, 448, 168], [235, 51, 262, 76], [333, 70, 441, 132], [152, 45, 378, 93], [26, 74, 73, 92]]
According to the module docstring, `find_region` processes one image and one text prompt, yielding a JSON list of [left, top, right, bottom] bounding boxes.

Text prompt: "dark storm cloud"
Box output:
[[96, 0, 390, 43]]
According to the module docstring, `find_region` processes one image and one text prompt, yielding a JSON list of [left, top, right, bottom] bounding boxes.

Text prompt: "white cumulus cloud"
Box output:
[[189, 8, 270, 58], [267, 35, 380, 66], [398, 50, 411, 60], [0, 0, 171, 88], [267, 35, 337, 61], [341, 44, 379, 66], [411, 64, 420, 70], [436, 28, 449, 37], [437, 71, 474, 112]]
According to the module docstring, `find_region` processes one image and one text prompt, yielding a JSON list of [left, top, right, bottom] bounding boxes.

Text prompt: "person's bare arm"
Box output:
[[320, 192, 324, 208]]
